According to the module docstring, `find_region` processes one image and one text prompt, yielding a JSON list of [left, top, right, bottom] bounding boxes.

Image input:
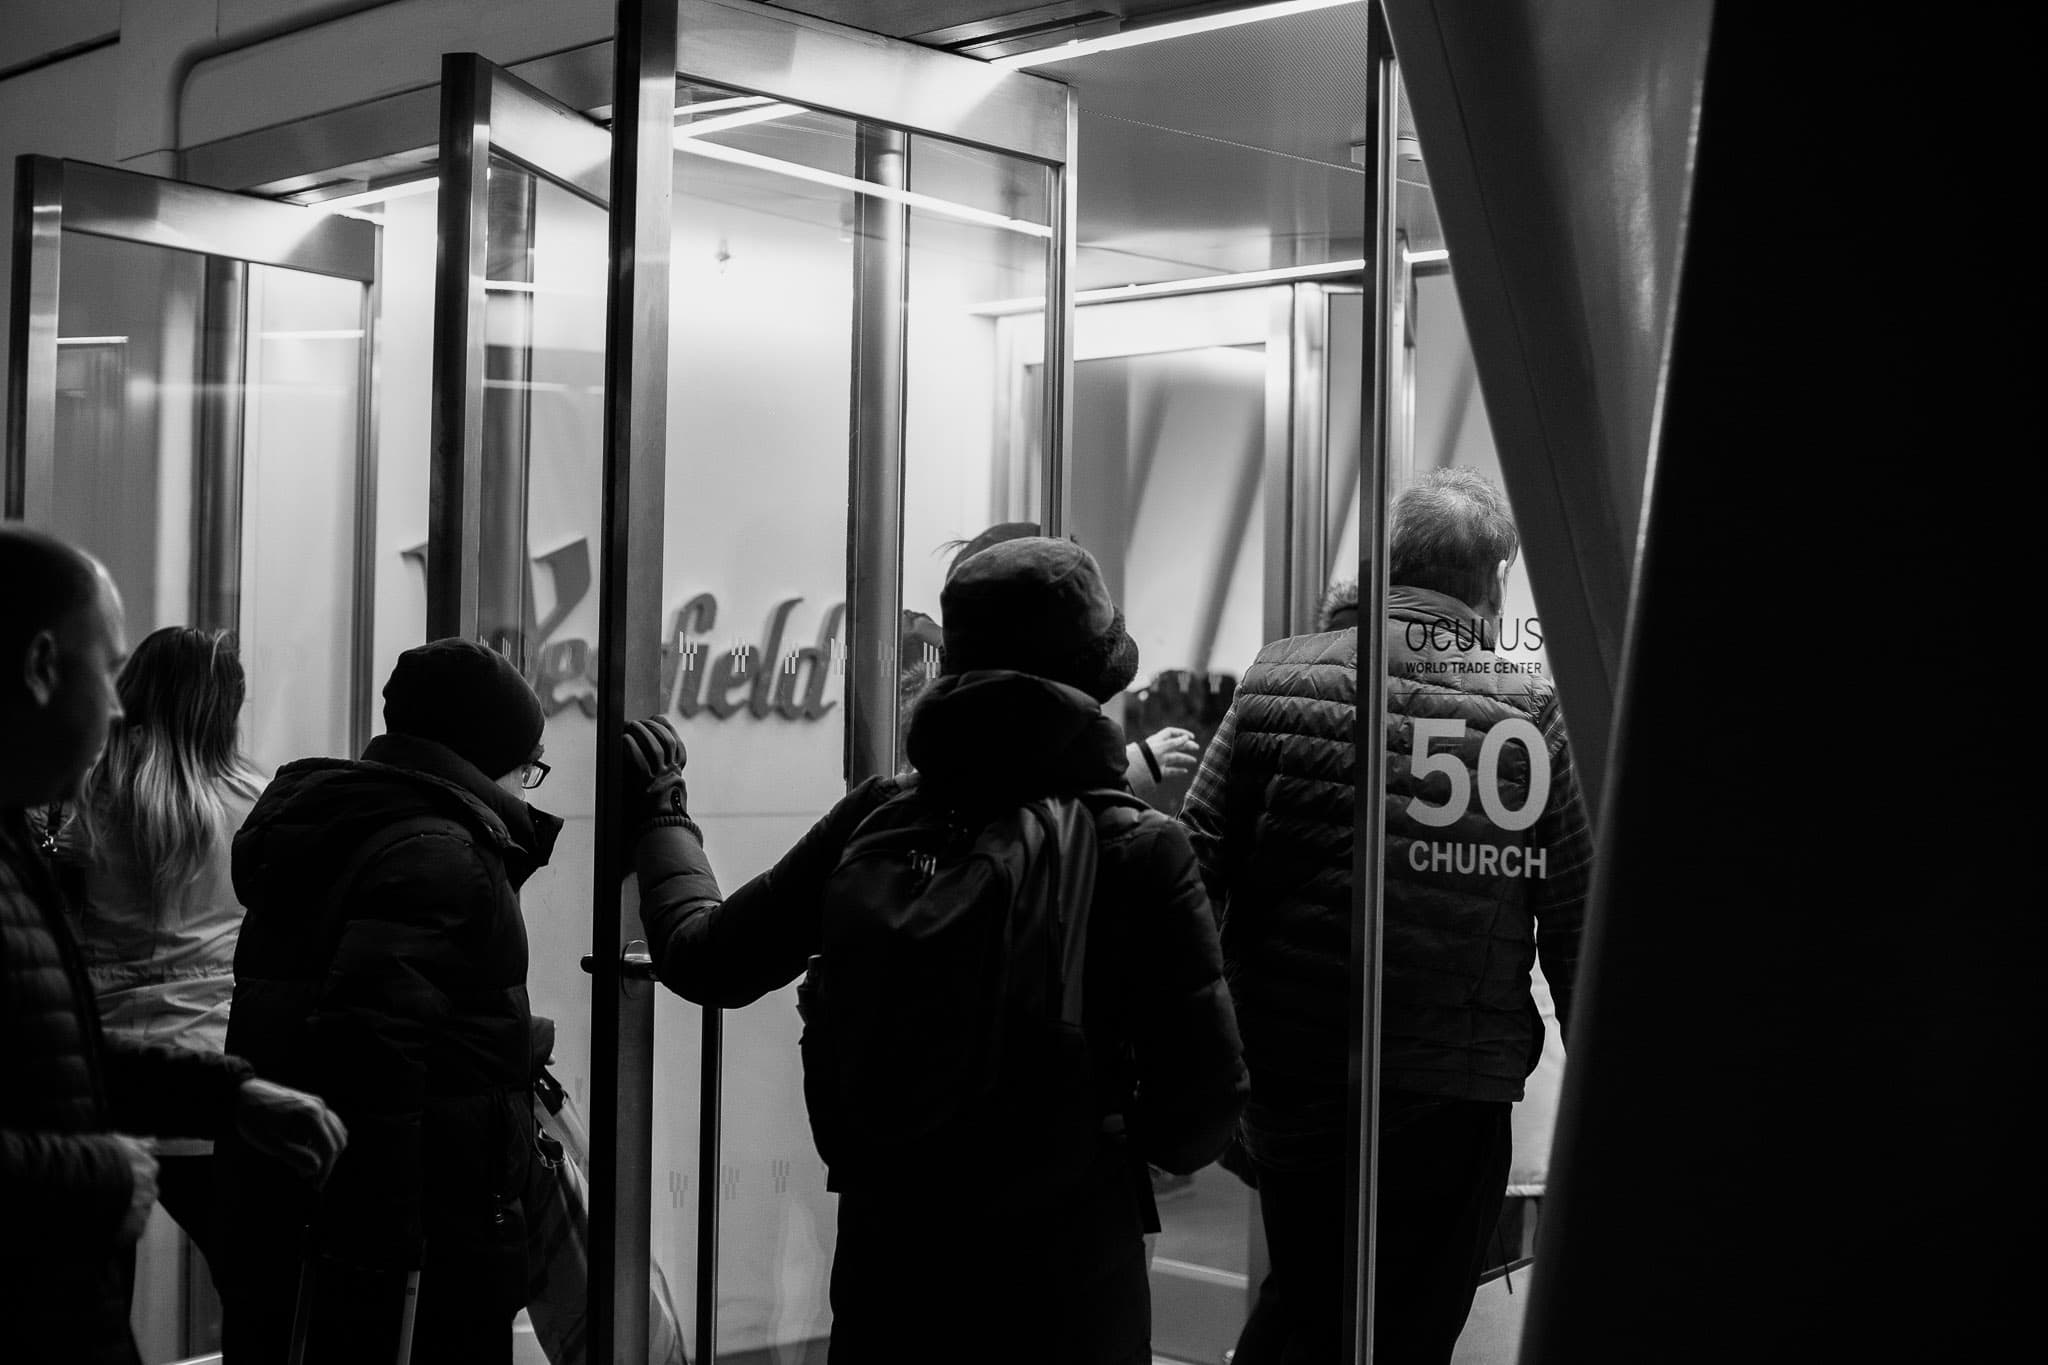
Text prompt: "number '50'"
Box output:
[[1407, 717, 1551, 832]]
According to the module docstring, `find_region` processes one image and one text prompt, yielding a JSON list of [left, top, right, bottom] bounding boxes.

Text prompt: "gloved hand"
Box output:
[[622, 715, 696, 844], [235, 1078, 348, 1188]]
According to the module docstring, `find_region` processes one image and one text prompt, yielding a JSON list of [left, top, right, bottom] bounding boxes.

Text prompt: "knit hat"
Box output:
[[940, 537, 1138, 701], [382, 637, 544, 779]]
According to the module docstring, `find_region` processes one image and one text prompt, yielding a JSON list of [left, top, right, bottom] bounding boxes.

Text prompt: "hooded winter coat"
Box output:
[[638, 670, 1247, 1365], [215, 732, 560, 1360]]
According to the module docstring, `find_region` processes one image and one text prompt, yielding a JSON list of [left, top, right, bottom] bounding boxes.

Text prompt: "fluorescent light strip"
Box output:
[[1409, 249, 1449, 265], [972, 259, 1367, 315], [57, 335, 129, 345], [676, 102, 804, 139], [990, 0, 1365, 69], [674, 137, 1053, 239], [257, 329, 365, 341]]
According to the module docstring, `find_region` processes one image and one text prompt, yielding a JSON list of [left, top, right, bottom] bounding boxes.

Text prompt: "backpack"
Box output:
[[798, 783, 1149, 1190]]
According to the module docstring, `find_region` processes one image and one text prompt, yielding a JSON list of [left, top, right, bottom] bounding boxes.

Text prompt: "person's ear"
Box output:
[[22, 629, 60, 707], [1494, 559, 1512, 614]]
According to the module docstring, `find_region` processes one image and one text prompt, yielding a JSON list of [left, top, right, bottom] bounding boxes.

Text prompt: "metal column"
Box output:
[[427, 54, 492, 641], [1038, 93, 1078, 535], [192, 257, 247, 635], [1344, 15, 1399, 1363], [845, 125, 909, 785], [590, 2, 676, 1361]]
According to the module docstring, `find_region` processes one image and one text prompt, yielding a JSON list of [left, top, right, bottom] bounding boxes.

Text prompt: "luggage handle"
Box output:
[[287, 1232, 423, 1365]]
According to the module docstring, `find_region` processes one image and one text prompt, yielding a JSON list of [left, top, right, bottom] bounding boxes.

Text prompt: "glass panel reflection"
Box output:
[[50, 232, 367, 776], [662, 84, 858, 1358]]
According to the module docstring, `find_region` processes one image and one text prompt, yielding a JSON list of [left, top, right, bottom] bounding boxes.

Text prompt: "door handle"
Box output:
[[580, 937, 658, 982]]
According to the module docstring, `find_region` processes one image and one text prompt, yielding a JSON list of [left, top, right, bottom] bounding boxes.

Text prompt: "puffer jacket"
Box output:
[[215, 733, 560, 1356], [1198, 586, 1585, 1166], [639, 669, 1247, 1365], [1, 812, 251, 1365]]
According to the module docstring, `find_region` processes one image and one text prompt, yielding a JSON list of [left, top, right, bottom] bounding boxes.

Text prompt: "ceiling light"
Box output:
[[989, 0, 1365, 69], [674, 136, 1053, 239], [972, 259, 1367, 314]]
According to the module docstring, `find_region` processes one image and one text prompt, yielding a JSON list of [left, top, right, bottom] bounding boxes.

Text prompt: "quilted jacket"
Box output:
[[1194, 586, 1587, 1167], [0, 811, 251, 1365]]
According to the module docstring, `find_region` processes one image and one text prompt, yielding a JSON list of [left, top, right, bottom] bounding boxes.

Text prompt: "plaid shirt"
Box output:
[[1180, 667, 1592, 1033]]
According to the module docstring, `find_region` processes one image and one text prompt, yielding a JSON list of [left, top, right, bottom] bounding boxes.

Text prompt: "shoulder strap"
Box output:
[[1043, 797, 1108, 1030]]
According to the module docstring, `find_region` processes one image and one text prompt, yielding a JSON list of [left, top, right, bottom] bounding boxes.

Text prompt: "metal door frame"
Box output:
[[4, 155, 382, 752], [425, 53, 612, 643]]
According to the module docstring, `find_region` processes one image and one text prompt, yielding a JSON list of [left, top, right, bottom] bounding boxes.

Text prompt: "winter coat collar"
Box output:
[[356, 733, 562, 883], [905, 669, 1128, 800]]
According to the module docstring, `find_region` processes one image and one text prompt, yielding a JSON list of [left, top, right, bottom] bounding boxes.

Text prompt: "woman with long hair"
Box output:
[[59, 625, 268, 1271]]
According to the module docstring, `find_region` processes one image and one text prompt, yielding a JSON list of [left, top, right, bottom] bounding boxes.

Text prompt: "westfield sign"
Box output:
[[411, 537, 843, 722]]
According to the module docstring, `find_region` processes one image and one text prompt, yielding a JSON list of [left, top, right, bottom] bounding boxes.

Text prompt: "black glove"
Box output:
[[621, 715, 696, 844]]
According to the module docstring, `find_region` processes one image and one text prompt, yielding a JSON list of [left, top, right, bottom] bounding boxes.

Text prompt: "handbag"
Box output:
[[525, 1066, 689, 1365]]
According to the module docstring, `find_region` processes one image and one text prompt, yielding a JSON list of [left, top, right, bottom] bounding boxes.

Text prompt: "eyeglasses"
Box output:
[[519, 758, 551, 790]]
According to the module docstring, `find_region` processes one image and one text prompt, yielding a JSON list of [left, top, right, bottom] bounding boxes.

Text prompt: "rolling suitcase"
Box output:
[[285, 1236, 422, 1365]]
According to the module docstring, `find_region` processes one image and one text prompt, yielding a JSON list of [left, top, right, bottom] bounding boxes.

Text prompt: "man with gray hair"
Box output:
[[1183, 467, 1591, 1363]]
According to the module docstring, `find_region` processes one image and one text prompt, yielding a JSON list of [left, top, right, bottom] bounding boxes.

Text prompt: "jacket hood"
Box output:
[[904, 669, 1129, 798], [232, 733, 561, 918]]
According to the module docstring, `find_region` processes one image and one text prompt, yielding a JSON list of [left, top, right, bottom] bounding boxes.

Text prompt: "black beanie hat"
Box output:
[[382, 637, 545, 779], [941, 537, 1138, 702]]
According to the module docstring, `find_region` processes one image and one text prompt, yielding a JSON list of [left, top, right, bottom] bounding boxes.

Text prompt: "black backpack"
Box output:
[[798, 783, 1149, 1190]]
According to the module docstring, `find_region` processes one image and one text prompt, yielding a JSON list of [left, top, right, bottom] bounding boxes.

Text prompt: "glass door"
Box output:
[[5, 160, 379, 773], [4, 155, 379, 1357], [656, 11, 1074, 1361], [422, 7, 1077, 1359]]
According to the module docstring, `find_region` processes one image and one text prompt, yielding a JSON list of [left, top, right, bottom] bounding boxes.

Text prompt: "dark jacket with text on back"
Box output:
[[1184, 586, 1589, 1169], [216, 732, 559, 1352], [637, 669, 1248, 1365], [0, 812, 252, 1365]]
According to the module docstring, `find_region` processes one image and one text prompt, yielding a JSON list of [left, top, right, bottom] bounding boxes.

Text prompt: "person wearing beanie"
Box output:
[[214, 636, 562, 1364], [904, 521, 1203, 805], [634, 536, 1249, 1365]]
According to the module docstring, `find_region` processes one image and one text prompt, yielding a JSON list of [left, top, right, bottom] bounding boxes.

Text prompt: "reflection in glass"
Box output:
[[50, 232, 367, 777], [661, 83, 860, 1356]]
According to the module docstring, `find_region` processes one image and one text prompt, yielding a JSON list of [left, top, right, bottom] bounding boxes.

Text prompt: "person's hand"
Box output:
[[622, 715, 694, 835], [1144, 727, 1201, 779], [235, 1078, 347, 1187], [111, 1134, 158, 1245]]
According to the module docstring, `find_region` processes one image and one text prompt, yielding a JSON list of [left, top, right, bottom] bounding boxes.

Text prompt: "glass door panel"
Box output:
[[900, 136, 1052, 756], [655, 30, 1069, 1354], [9, 160, 377, 771], [658, 86, 861, 1361]]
